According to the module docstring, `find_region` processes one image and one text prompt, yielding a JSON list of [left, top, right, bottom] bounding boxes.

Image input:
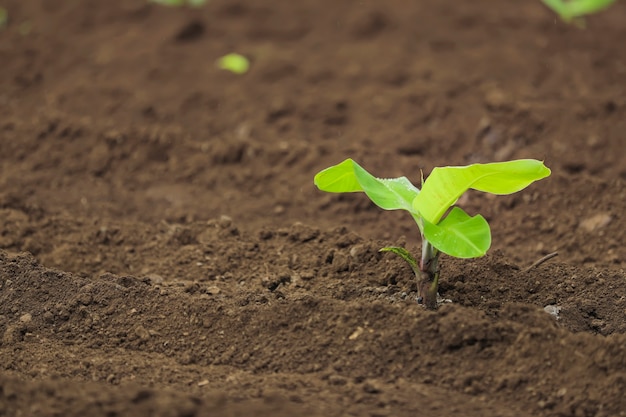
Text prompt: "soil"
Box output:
[[1, 0, 626, 416]]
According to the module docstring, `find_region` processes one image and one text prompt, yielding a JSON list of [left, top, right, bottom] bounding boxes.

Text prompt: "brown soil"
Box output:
[[1, 0, 626, 416]]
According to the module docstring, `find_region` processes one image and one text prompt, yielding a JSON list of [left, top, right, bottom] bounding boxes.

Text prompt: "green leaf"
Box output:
[[314, 159, 420, 212], [149, 0, 185, 6], [423, 207, 491, 258], [414, 159, 550, 223], [541, 0, 616, 21], [379, 247, 419, 276], [217, 53, 250, 74]]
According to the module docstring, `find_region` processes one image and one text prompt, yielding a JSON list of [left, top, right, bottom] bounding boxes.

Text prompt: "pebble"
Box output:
[[19, 313, 32, 323], [362, 379, 383, 394], [349, 244, 369, 262], [206, 286, 221, 295], [134, 325, 151, 341], [484, 87, 512, 111], [145, 274, 164, 285], [300, 271, 315, 281], [544, 305, 561, 319], [218, 215, 233, 228], [348, 326, 364, 340], [579, 213, 612, 232]]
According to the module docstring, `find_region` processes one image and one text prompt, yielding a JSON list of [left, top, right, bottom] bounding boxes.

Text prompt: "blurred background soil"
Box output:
[[0, 0, 625, 416]]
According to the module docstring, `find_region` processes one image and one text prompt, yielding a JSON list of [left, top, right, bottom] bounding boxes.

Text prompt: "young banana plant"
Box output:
[[314, 158, 551, 309]]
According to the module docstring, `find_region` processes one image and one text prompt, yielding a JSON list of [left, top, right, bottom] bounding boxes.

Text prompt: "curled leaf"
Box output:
[[414, 159, 551, 223], [379, 247, 419, 276]]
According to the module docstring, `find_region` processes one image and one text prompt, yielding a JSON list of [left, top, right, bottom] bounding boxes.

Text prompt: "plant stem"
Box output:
[[418, 240, 440, 310]]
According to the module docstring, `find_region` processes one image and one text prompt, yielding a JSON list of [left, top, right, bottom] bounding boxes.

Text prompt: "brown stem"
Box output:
[[417, 267, 439, 310], [418, 242, 440, 310]]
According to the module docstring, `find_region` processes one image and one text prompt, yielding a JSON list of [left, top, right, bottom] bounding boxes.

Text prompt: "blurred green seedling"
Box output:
[[314, 159, 551, 309], [0, 7, 8, 29], [541, 0, 617, 25], [217, 53, 250, 74]]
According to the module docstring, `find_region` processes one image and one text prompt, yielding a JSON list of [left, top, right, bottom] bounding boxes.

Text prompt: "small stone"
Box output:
[[349, 244, 369, 262], [348, 326, 364, 340], [300, 271, 315, 281], [484, 88, 512, 111], [145, 274, 164, 284], [579, 213, 612, 232], [197, 379, 209, 387], [19, 313, 32, 323], [591, 319, 605, 330], [206, 286, 221, 295], [544, 305, 561, 319], [290, 273, 302, 287], [218, 215, 233, 228], [362, 379, 383, 394], [134, 325, 151, 341], [77, 293, 93, 306]]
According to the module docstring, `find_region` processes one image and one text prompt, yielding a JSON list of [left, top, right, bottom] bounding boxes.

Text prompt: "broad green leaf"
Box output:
[[423, 207, 491, 258], [314, 158, 363, 192], [314, 159, 419, 212], [414, 159, 550, 223], [563, 0, 616, 17], [379, 247, 419, 276], [541, 0, 616, 20]]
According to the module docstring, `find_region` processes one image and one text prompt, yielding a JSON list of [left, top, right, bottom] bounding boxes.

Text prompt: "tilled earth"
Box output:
[[1, 0, 625, 416]]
